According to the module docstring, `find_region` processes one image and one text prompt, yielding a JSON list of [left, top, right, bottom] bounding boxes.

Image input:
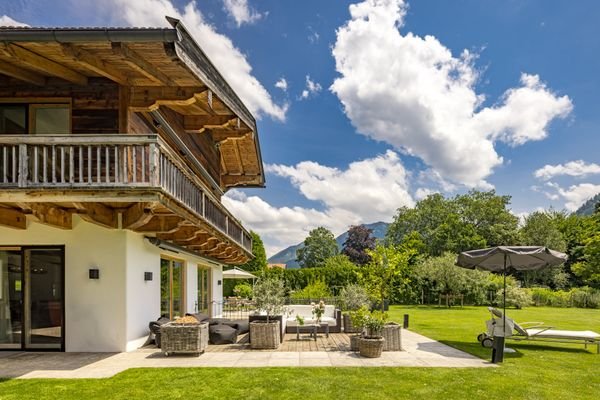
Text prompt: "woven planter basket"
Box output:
[[160, 322, 208, 356], [359, 336, 384, 358], [350, 334, 362, 351], [382, 322, 402, 351], [343, 314, 362, 333], [250, 320, 280, 349]]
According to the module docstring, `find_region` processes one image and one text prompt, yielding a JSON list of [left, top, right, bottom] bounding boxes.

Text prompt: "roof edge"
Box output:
[[0, 27, 178, 42]]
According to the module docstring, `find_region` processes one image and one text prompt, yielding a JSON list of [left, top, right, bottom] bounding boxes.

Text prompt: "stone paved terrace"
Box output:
[[0, 330, 495, 379]]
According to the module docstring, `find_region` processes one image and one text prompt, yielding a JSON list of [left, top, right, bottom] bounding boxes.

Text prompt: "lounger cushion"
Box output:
[[525, 329, 600, 341]]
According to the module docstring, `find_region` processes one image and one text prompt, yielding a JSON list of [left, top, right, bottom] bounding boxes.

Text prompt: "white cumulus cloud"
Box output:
[[224, 151, 414, 255], [0, 15, 29, 26], [543, 182, 600, 211], [109, 0, 286, 121], [534, 160, 600, 181], [330, 0, 572, 188], [275, 77, 288, 92], [300, 75, 322, 100], [222, 0, 263, 27]]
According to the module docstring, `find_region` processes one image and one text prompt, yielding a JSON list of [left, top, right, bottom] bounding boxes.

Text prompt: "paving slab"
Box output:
[[1, 329, 495, 378]]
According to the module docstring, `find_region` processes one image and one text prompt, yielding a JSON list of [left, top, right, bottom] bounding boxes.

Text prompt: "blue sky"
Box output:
[[2, 0, 600, 255]]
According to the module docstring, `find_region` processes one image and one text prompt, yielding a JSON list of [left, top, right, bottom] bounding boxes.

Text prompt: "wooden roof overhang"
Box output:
[[0, 17, 265, 190]]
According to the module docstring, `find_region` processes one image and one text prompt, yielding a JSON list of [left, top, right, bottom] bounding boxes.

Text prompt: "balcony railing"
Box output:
[[0, 134, 252, 253]]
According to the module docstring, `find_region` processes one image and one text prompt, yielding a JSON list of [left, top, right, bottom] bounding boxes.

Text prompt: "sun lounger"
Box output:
[[478, 307, 600, 354]]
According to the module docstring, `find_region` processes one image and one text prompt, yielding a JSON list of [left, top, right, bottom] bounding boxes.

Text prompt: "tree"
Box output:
[[239, 231, 267, 272], [386, 190, 518, 256], [572, 209, 600, 288], [342, 225, 376, 265], [296, 227, 339, 268], [360, 245, 411, 311], [518, 210, 568, 288]]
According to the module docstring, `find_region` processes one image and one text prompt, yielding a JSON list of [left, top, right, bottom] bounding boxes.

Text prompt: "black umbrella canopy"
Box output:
[[456, 246, 567, 272], [456, 245, 568, 363]]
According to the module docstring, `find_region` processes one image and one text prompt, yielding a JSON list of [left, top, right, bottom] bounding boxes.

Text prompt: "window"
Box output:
[[0, 102, 70, 135], [197, 266, 211, 315], [0, 105, 26, 134], [160, 257, 185, 319], [29, 104, 70, 134]]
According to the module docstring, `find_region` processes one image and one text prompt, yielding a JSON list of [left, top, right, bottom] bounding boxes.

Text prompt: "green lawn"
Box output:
[[1, 306, 599, 400]]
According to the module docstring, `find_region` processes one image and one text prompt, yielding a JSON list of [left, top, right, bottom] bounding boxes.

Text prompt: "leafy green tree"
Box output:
[[239, 231, 267, 272], [557, 213, 595, 286], [572, 209, 600, 288], [520, 210, 567, 251], [360, 245, 411, 311], [519, 210, 568, 288], [296, 227, 339, 268], [342, 225, 376, 265], [386, 190, 517, 256], [455, 190, 520, 247]]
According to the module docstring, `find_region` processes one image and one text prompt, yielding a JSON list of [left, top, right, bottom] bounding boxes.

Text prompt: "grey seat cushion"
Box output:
[[232, 319, 249, 334], [209, 324, 238, 345]]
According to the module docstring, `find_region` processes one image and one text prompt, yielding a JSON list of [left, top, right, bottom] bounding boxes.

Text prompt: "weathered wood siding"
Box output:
[[158, 107, 221, 193], [0, 77, 119, 134]]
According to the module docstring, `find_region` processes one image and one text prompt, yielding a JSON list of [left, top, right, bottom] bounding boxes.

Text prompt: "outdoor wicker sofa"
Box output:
[[284, 305, 342, 334]]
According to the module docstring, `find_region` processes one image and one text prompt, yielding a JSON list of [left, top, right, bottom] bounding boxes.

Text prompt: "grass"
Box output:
[[0, 306, 599, 399]]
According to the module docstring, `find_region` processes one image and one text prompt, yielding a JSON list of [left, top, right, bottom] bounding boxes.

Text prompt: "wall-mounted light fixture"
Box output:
[[89, 268, 100, 280], [144, 272, 153, 281], [217, 280, 222, 286]]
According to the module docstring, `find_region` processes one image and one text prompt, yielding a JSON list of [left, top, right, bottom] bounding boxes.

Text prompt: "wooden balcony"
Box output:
[[0, 134, 252, 263]]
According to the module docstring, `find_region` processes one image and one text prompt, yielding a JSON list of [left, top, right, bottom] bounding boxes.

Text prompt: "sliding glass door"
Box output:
[[160, 257, 184, 319], [0, 247, 64, 350], [197, 266, 211, 315]]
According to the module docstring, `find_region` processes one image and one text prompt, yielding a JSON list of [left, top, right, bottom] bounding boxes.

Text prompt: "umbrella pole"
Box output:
[[493, 253, 507, 363], [503, 253, 506, 334]]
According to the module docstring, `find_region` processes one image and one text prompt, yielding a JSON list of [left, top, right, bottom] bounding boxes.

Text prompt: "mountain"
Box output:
[[574, 192, 600, 216], [268, 222, 390, 269]]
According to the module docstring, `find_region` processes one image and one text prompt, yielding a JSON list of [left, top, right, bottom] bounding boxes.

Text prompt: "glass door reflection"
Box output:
[[24, 249, 63, 349]]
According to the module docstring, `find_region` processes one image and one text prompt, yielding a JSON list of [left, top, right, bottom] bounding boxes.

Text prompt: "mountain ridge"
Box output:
[[574, 192, 600, 216], [268, 221, 390, 269]]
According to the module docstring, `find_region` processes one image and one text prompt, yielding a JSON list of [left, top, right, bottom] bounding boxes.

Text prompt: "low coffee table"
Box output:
[[296, 323, 330, 341], [296, 324, 318, 341]]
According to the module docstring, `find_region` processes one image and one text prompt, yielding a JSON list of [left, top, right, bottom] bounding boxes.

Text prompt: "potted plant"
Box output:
[[250, 276, 285, 349], [311, 300, 326, 323], [348, 305, 369, 351], [359, 311, 386, 358], [339, 284, 370, 333]]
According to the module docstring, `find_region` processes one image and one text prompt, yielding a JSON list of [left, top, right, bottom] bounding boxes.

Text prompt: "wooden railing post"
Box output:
[[148, 142, 160, 187], [18, 143, 28, 188]]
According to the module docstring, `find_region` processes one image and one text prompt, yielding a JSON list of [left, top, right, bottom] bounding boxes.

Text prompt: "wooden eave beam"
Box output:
[[21, 203, 72, 230], [156, 226, 206, 242], [61, 44, 130, 86], [129, 86, 207, 112], [0, 43, 88, 85], [0, 60, 46, 85], [0, 207, 27, 229], [133, 215, 184, 234], [183, 115, 236, 132], [121, 203, 154, 230], [112, 43, 174, 86], [74, 203, 118, 229], [221, 174, 261, 186], [211, 129, 253, 143]]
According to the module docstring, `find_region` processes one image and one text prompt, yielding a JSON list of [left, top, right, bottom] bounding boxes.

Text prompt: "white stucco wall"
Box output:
[[124, 231, 161, 351], [211, 267, 223, 317], [0, 215, 228, 352], [0, 215, 127, 352]]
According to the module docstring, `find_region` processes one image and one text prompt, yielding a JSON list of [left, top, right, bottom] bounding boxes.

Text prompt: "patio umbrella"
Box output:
[[222, 267, 257, 280], [456, 246, 567, 362]]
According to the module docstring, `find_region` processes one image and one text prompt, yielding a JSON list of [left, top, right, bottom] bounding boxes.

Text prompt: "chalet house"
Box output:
[[0, 18, 264, 352]]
